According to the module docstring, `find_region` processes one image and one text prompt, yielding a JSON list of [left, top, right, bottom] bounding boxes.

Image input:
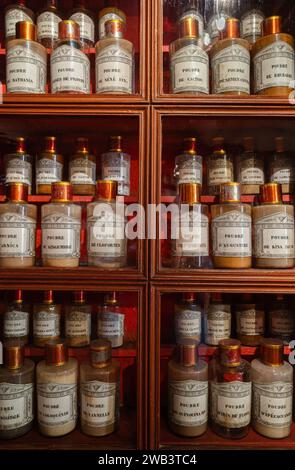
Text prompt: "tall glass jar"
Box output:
[[97, 292, 125, 348], [65, 290, 91, 348], [174, 137, 203, 188], [235, 293, 265, 346], [269, 295, 295, 344], [269, 137, 295, 195], [36, 136, 64, 195], [236, 136, 265, 195], [240, 4, 265, 45], [3, 290, 30, 345], [37, 0, 63, 48], [101, 136, 131, 197], [207, 137, 234, 196], [70, 138, 96, 196], [99, 2, 126, 40], [33, 291, 61, 347], [69, 0, 95, 50], [4, 138, 33, 194], [5, 0, 34, 42], [175, 292, 202, 344], [204, 293, 231, 346]]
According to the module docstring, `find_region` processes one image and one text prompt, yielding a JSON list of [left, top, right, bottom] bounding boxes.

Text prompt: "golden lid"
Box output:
[[261, 338, 284, 366], [4, 341, 24, 370], [220, 182, 241, 203], [263, 16, 281, 36], [219, 339, 241, 367], [96, 180, 118, 201], [259, 183, 282, 205], [179, 16, 199, 38], [179, 183, 201, 204], [16, 21, 36, 41], [177, 338, 198, 367], [59, 20, 80, 41], [7, 183, 29, 203], [51, 182, 73, 203], [224, 18, 240, 39], [90, 340, 112, 367], [45, 340, 68, 366], [105, 19, 125, 38]]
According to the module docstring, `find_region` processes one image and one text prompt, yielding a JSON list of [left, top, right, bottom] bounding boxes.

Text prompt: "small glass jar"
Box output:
[[207, 137, 234, 196], [235, 293, 265, 346], [36, 136, 64, 195], [237, 137, 265, 195], [69, 1, 95, 50], [97, 292, 125, 348], [65, 291, 91, 348], [269, 137, 295, 195], [175, 292, 202, 344], [33, 291, 61, 347], [99, 4, 126, 40], [4, 138, 33, 194], [37, 0, 63, 48], [3, 290, 30, 345], [174, 137, 203, 188], [70, 137, 96, 196], [101, 136, 131, 197], [205, 293, 231, 346], [5, 0, 34, 42], [269, 295, 295, 344]]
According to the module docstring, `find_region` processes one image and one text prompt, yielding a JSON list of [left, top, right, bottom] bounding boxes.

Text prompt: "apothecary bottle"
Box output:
[[252, 16, 295, 96], [209, 339, 251, 439], [269, 137, 295, 195], [168, 339, 208, 437], [80, 340, 120, 437], [70, 138, 96, 196], [36, 136, 64, 194], [175, 292, 202, 344], [237, 137, 264, 195], [211, 18, 250, 95], [41, 182, 81, 268], [240, 4, 265, 45], [99, 1, 126, 40], [65, 290, 91, 348], [5, 0, 34, 42], [3, 290, 30, 345], [4, 138, 33, 194], [207, 137, 234, 196], [37, 0, 63, 48], [0, 342, 34, 439], [97, 292, 125, 348], [174, 138, 203, 187], [251, 339, 293, 439], [206, 1, 230, 44], [253, 183, 295, 268], [211, 182, 252, 269], [0, 183, 36, 268], [51, 20, 90, 94], [101, 136, 131, 197], [172, 183, 209, 269], [169, 16, 209, 95], [235, 293, 265, 347], [179, 1, 204, 40], [6, 21, 47, 94], [33, 291, 61, 347], [269, 295, 295, 344], [87, 181, 127, 268], [204, 293, 231, 346], [95, 19, 134, 94], [37, 340, 78, 437], [69, 1, 95, 49]]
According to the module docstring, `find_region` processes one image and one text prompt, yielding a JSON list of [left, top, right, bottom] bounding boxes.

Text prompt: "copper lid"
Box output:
[[105, 291, 118, 305], [45, 340, 68, 366], [74, 290, 85, 304], [59, 20, 80, 41], [179, 183, 201, 204], [183, 137, 197, 155], [260, 183, 282, 205], [14, 290, 23, 304], [110, 136, 123, 152], [179, 16, 199, 38], [224, 18, 240, 39], [44, 136, 57, 154], [220, 182, 241, 203], [96, 180, 118, 201], [76, 137, 89, 154], [261, 338, 284, 366], [16, 21, 36, 41], [105, 19, 125, 38], [8, 183, 29, 203], [51, 182, 73, 203], [263, 16, 281, 36], [219, 339, 241, 367], [182, 292, 197, 302], [243, 137, 254, 152], [4, 341, 24, 370], [16, 137, 26, 154], [90, 339, 112, 367], [178, 338, 198, 367], [44, 290, 54, 304], [275, 136, 285, 153]]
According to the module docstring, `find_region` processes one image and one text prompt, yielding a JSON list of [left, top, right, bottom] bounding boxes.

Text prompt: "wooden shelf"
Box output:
[[160, 344, 291, 357], [25, 343, 137, 359]]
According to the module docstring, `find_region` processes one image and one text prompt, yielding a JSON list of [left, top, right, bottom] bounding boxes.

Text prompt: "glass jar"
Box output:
[[175, 292, 202, 344], [235, 293, 265, 346], [174, 137, 203, 187], [33, 291, 61, 347], [70, 137, 96, 196], [3, 290, 30, 345], [236, 137, 265, 195], [36, 136, 64, 195], [37, 0, 63, 48], [269, 295, 295, 344], [65, 291, 91, 348], [97, 292, 125, 348], [4, 138, 33, 194], [269, 137, 295, 195], [5, 0, 34, 42], [69, 1, 95, 50], [207, 137, 234, 196], [101, 136, 131, 197], [204, 293, 231, 346]]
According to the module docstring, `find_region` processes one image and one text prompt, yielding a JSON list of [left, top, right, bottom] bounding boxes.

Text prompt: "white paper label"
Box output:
[[0, 213, 36, 258], [36, 158, 63, 185], [42, 213, 81, 259], [99, 12, 124, 39], [5, 158, 32, 189], [70, 12, 94, 42], [205, 305, 231, 345], [253, 382, 293, 428], [96, 45, 133, 94], [66, 311, 91, 338], [37, 11, 62, 40], [169, 380, 208, 427], [97, 313, 124, 339], [208, 160, 233, 186], [51, 45, 90, 94], [7, 45, 46, 94], [5, 9, 33, 37], [241, 10, 264, 41], [175, 211, 209, 257], [81, 381, 118, 427], [270, 160, 295, 184], [236, 308, 264, 335], [0, 383, 33, 430], [212, 44, 250, 94], [101, 154, 130, 196], [254, 212, 295, 259], [70, 159, 96, 185], [254, 41, 295, 92], [4, 310, 29, 337], [34, 311, 60, 337], [270, 310, 295, 336], [37, 383, 77, 427], [178, 159, 202, 185], [171, 44, 209, 94], [211, 381, 252, 428], [175, 309, 202, 338], [240, 159, 264, 184], [212, 210, 252, 257]]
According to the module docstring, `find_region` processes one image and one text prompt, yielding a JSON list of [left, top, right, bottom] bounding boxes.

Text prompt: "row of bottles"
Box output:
[[2, 136, 131, 196], [168, 338, 293, 439], [0, 339, 120, 439], [1, 290, 125, 348]]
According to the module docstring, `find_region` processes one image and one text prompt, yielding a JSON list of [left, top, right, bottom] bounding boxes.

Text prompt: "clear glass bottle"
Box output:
[[70, 137, 96, 196], [101, 136, 131, 197], [65, 290, 91, 348], [209, 339, 251, 439], [37, 340, 78, 437], [99, 2, 126, 39], [95, 19, 134, 94], [175, 292, 202, 344], [252, 16, 295, 96], [6, 21, 47, 94], [206, 0, 232, 45], [211, 182, 252, 269], [207, 137, 234, 196], [5, 0, 34, 42], [253, 183, 295, 268], [235, 293, 265, 346], [0, 183, 36, 268], [33, 291, 61, 347], [269, 295, 295, 344], [36, 136, 64, 194], [87, 181, 127, 268], [269, 137, 295, 195], [168, 339, 208, 437], [240, 3, 265, 45], [174, 137, 203, 187], [251, 338, 293, 439], [172, 183, 210, 269], [4, 138, 33, 194], [3, 290, 30, 345], [41, 182, 82, 268], [97, 292, 125, 348], [37, 0, 63, 48], [237, 137, 265, 195], [169, 16, 209, 95], [0, 342, 34, 439], [69, 0, 95, 49], [204, 293, 231, 346], [80, 339, 120, 436], [51, 20, 90, 94]]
